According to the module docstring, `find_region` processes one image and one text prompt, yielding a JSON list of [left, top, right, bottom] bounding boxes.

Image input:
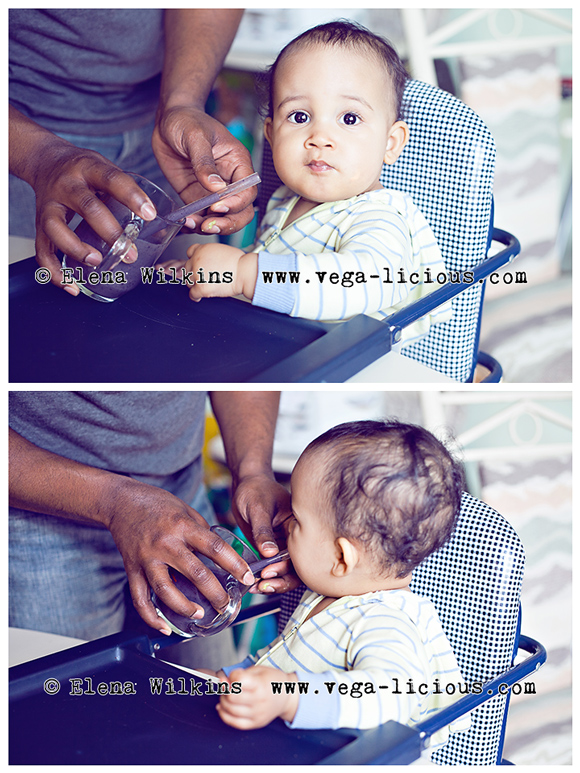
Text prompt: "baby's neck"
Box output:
[[333, 572, 412, 601], [305, 595, 337, 621], [306, 577, 412, 621], [286, 196, 319, 227], [378, 575, 412, 592]]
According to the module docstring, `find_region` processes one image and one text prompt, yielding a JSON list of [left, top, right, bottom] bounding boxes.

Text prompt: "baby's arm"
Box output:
[[184, 243, 258, 301], [217, 666, 299, 729], [252, 197, 446, 322], [252, 218, 416, 321]]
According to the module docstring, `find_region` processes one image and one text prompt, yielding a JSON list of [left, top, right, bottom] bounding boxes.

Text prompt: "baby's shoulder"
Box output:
[[355, 187, 418, 215]]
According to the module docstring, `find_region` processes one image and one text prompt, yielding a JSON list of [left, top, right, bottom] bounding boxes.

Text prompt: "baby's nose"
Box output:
[[305, 123, 335, 148]]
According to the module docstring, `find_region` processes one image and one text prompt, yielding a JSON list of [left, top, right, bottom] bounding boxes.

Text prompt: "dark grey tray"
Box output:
[[10, 257, 392, 383]]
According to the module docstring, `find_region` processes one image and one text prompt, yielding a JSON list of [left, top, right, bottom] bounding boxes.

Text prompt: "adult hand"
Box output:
[[209, 392, 298, 595], [9, 106, 158, 294], [231, 473, 301, 595], [33, 144, 158, 295], [152, 106, 257, 236], [104, 478, 255, 635], [9, 428, 256, 636]]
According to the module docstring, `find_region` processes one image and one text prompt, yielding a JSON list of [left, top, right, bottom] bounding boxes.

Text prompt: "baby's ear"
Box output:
[[263, 117, 274, 147], [332, 537, 359, 577], [384, 120, 409, 166]]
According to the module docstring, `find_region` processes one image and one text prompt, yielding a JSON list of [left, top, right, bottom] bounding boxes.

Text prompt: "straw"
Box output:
[[166, 172, 261, 224], [249, 549, 290, 575]]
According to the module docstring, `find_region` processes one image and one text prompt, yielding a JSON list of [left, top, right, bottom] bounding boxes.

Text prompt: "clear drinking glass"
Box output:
[[61, 173, 185, 303], [152, 526, 289, 638]]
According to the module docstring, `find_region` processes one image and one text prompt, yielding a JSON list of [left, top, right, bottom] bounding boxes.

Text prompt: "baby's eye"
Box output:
[[341, 112, 361, 126], [286, 513, 298, 531], [288, 110, 310, 125]]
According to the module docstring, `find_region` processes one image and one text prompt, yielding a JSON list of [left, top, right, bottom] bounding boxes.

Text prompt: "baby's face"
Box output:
[[264, 43, 406, 206], [286, 451, 339, 596]]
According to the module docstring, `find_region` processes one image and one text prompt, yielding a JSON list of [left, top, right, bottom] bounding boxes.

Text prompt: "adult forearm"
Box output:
[[210, 391, 280, 481], [9, 428, 123, 528], [160, 9, 243, 111], [152, 10, 254, 235], [209, 392, 294, 573], [9, 105, 65, 188]]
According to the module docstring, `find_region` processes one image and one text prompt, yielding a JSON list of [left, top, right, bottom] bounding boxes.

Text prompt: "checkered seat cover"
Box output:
[[258, 79, 495, 382], [278, 491, 524, 765], [409, 491, 524, 765], [381, 80, 495, 381]]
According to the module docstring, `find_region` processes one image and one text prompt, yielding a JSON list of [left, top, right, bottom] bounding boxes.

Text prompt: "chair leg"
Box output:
[[476, 351, 503, 382]]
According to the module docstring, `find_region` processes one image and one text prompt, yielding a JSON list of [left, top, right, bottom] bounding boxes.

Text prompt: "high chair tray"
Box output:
[[9, 631, 420, 765], [9, 257, 392, 383]]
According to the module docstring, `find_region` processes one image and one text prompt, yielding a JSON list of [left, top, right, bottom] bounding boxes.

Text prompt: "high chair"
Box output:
[[9, 492, 545, 765], [271, 490, 545, 764], [257, 79, 521, 382]]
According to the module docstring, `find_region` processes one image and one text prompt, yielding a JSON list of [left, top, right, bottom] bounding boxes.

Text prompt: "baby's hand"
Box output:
[[185, 243, 258, 302], [193, 668, 226, 681], [217, 666, 299, 730], [156, 257, 188, 274]]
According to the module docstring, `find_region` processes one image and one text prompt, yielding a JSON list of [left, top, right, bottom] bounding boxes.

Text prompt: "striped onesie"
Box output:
[[223, 588, 470, 749], [250, 186, 452, 343]]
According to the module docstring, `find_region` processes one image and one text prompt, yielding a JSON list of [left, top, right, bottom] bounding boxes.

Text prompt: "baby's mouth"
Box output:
[[307, 160, 334, 172]]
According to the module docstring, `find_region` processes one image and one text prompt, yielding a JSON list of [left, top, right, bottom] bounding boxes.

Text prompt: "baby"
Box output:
[[179, 21, 451, 342], [211, 420, 470, 750]]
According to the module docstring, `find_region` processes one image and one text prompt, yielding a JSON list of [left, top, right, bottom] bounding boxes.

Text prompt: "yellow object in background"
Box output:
[[202, 413, 229, 484]]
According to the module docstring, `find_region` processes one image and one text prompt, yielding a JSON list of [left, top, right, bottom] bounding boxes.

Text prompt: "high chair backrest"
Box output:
[[409, 491, 524, 765], [381, 80, 495, 381], [258, 79, 496, 382]]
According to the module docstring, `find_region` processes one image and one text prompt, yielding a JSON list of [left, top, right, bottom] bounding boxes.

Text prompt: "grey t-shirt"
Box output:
[[9, 9, 165, 135], [9, 391, 207, 506]]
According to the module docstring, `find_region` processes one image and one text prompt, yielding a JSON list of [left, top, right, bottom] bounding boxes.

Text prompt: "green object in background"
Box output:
[[230, 525, 279, 654], [229, 528, 259, 560], [223, 209, 258, 250], [227, 118, 255, 154]]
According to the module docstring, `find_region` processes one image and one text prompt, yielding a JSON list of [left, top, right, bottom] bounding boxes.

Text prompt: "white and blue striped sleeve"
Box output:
[[288, 605, 431, 730], [252, 202, 420, 321]]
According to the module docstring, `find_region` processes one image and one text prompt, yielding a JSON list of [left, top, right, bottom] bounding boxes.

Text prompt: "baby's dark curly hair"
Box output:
[[302, 420, 465, 578], [256, 19, 408, 122]]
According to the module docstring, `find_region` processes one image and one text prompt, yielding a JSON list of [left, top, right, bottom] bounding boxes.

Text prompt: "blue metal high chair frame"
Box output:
[[9, 492, 545, 765], [257, 79, 521, 382]]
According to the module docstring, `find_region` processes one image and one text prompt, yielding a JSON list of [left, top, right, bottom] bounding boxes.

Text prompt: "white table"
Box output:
[[9, 627, 86, 668], [347, 350, 454, 383]]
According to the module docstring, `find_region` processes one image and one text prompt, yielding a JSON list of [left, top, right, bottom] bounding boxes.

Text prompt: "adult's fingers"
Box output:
[[36, 161, 157, 273], [137, 515, 256, 621]]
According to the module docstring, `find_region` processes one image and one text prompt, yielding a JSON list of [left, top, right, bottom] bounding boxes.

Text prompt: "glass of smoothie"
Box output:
[[61, 173, 185, 302]]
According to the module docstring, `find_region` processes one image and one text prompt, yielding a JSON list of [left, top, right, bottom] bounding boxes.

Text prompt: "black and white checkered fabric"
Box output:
[[276, 492, 523, 765], [410, 492, 524, 765], [258, 79, 495, 382], [382, 80, 495, 381], [277, 583, 307, 634]]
